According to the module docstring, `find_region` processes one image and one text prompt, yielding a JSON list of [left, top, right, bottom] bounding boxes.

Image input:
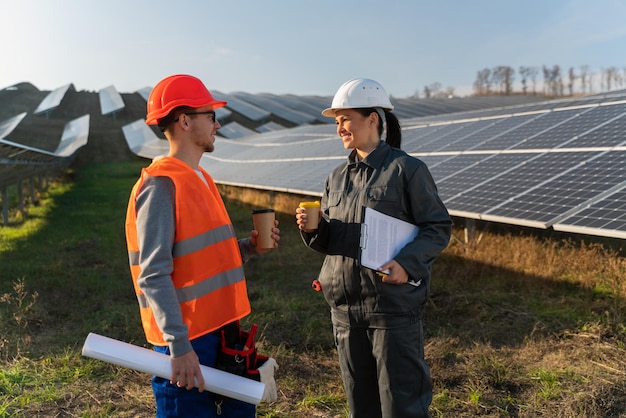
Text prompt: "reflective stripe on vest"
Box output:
[[128, 223, 234, 265], [134, 265, 245, 308]]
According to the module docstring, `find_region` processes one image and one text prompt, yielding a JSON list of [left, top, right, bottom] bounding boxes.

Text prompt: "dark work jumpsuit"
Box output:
[[302, 141, 451, 418]]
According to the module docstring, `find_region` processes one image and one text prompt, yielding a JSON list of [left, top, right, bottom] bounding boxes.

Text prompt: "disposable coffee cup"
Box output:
[[252, 209, 275, 249], [299, 201, 320, 230]]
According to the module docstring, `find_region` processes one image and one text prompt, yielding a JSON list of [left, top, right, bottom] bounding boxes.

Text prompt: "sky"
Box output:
[[1, 0, 626, 98]]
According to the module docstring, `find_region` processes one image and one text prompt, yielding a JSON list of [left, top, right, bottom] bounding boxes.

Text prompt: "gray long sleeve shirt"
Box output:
[[303, 141, 451, 328]]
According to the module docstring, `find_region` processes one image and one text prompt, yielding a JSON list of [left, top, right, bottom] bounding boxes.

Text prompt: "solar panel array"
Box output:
[[208, 91, 549, 139], [191, 93, 626, 240], [1, 114, 89, 166], [4, 79, 624, 239], [117, 87, 626, 240], [0, 113, 90, 225], [9, 80, 626, 239], [0, 84, 89, 189]]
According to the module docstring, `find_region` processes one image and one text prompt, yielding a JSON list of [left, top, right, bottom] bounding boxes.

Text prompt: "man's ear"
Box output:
[[176, 113, 190, 130]]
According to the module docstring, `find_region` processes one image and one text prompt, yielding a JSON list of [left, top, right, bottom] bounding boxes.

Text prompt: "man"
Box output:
[[125, 74, 279, 417]]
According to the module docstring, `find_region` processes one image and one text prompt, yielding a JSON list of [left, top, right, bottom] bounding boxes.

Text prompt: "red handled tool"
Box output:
[[311, 280, 322, 292]]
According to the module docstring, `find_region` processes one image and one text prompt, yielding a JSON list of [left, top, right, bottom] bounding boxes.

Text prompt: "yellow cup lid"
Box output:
[[299, 201, 320, 208]]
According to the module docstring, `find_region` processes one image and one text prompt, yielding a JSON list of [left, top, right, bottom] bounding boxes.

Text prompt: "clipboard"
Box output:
[[359, 207, 419, 274]]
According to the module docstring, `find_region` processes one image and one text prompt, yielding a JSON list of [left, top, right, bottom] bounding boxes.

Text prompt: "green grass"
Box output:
[[2, 161, 626, 417]]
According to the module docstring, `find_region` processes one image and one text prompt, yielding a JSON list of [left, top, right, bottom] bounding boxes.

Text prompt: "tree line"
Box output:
[[414, 65, 626, 98]]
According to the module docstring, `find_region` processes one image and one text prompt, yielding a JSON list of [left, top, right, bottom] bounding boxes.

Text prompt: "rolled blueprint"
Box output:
[[82, 332, 265, 405]]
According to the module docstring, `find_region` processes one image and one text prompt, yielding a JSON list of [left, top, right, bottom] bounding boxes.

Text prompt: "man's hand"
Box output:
[[171, 350, 205, 392], [250, 219, 280, 253]]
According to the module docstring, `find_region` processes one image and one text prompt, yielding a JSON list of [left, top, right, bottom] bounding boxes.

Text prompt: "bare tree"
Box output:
[[579, 65, 590, 93], [527, 66, 539, 95], [423, 85, 431, 99], [603, 67, 617, 91], [556, 66, 564, 95], [473, 68, 491, 95], [491, 66, 506, 94], [519, 66, 530, 94], [588, 70, 595, 92], [492, 66, 515, 95], [604, 66, 622, 91], [542, 65, 551, 95], [614, 68, 623, 89], [568, 67, 576, 95], [466, 63, 626, 97], [425, 82, 443, 98], [545, 65, 563, 96], [502, 66, 515, 95]]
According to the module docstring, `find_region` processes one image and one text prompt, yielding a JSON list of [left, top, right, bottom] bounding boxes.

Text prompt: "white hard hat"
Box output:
[[322, 78, 394, 117]]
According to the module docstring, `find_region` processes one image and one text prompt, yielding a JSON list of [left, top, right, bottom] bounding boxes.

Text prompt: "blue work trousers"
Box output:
[[152, 333, 256, 417]]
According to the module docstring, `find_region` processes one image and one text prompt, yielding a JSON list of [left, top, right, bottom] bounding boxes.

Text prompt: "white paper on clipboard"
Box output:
[[359, 207, 419, 274]]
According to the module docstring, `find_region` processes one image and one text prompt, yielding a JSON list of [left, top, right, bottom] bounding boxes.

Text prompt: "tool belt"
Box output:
[[215, 321, 268, 381]]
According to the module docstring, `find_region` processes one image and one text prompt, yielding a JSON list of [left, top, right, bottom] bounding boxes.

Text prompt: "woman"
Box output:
[[296, 78, 451, 418]]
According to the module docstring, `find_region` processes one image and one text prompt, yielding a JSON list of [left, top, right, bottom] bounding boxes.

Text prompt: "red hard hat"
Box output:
[[145, 74, 227, 125]]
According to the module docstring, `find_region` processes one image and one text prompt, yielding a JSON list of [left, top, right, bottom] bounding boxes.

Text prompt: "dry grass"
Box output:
[[425, 227, 626, 417], [2, 165, 626, 417]]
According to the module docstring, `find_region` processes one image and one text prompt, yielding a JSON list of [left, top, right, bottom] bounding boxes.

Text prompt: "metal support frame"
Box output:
[[17, 179, 24, 213], [2, 186, 7, 226], [451, 218, 489, 246]]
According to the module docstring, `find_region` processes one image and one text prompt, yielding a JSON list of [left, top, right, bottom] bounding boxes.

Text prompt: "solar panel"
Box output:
[[218, 122, 259, 139], [34, 83, 72, 115], [434, 114, 538, 152], [445, 151, 598, 220], [0, 113, 27, 139], [503, 107, 588, 149], [259, 94, 329, 124], [121, 119, 168, 158], [212, 91, 270, 122], [0, 115, 89, 164], [435, 153, 534, 203], [423, 154, 489, 184], [402, 123, 467, 151], [553, 186, 626, 239], [256, 122, 286, 133], [54, 115, 89, 157], [232, 92, 317, 125], [567, 103, 626, 147], [470, 111, 551, 150], [482, 150, 626, 228], [215, 107, 232, 121], [136, 87, 151, 102], [418, 119, 498, 152], [99, 85, 125, 116]]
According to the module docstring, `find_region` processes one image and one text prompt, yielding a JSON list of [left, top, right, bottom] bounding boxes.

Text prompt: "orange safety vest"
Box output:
[[125, 157, 251, 346]]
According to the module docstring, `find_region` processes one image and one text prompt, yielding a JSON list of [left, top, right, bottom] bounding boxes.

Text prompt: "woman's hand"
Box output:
[[296, 207, 319, 233], [377, 260, 410, 285]]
